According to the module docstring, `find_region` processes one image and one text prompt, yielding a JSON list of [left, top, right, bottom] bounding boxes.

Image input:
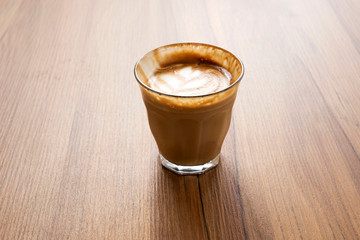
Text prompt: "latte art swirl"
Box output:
[[148, 63, 232, 96]]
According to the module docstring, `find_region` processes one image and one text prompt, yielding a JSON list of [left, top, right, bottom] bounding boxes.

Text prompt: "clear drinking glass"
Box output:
[[134, 43, 244, 175]]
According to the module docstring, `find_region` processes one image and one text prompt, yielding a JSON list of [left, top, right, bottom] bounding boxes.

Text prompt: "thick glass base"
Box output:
[[160, 154, 220, 175]]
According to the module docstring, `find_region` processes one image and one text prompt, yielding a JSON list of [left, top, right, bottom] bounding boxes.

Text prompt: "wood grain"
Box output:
[[1, 0, 360, 239]]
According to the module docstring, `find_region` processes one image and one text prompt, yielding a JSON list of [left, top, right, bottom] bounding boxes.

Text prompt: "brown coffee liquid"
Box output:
[[141, 60, 238, 166]]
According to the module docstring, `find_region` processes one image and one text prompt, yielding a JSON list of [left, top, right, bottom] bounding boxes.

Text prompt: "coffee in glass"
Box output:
[[134, 43, 244, 175]]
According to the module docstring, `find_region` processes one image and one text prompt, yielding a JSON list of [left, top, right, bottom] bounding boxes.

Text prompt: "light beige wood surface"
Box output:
[[1, 0, 360, 239]]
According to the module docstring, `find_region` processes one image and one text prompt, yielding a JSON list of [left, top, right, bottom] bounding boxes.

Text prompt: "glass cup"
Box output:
[[134, 43, 244, 175]]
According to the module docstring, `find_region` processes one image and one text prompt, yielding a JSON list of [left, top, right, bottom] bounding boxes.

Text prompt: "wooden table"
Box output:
[[1, 0, 360, 239]]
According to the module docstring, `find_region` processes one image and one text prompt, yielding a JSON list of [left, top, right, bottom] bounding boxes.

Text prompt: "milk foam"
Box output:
[[148, 63, 231, 96]]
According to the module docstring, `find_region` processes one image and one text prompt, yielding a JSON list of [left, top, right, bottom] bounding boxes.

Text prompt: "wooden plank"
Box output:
[[0, 0, 359, 239]]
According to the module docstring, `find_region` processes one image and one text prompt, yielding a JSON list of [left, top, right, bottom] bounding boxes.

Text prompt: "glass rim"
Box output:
[[134, 42, 245, 98]]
